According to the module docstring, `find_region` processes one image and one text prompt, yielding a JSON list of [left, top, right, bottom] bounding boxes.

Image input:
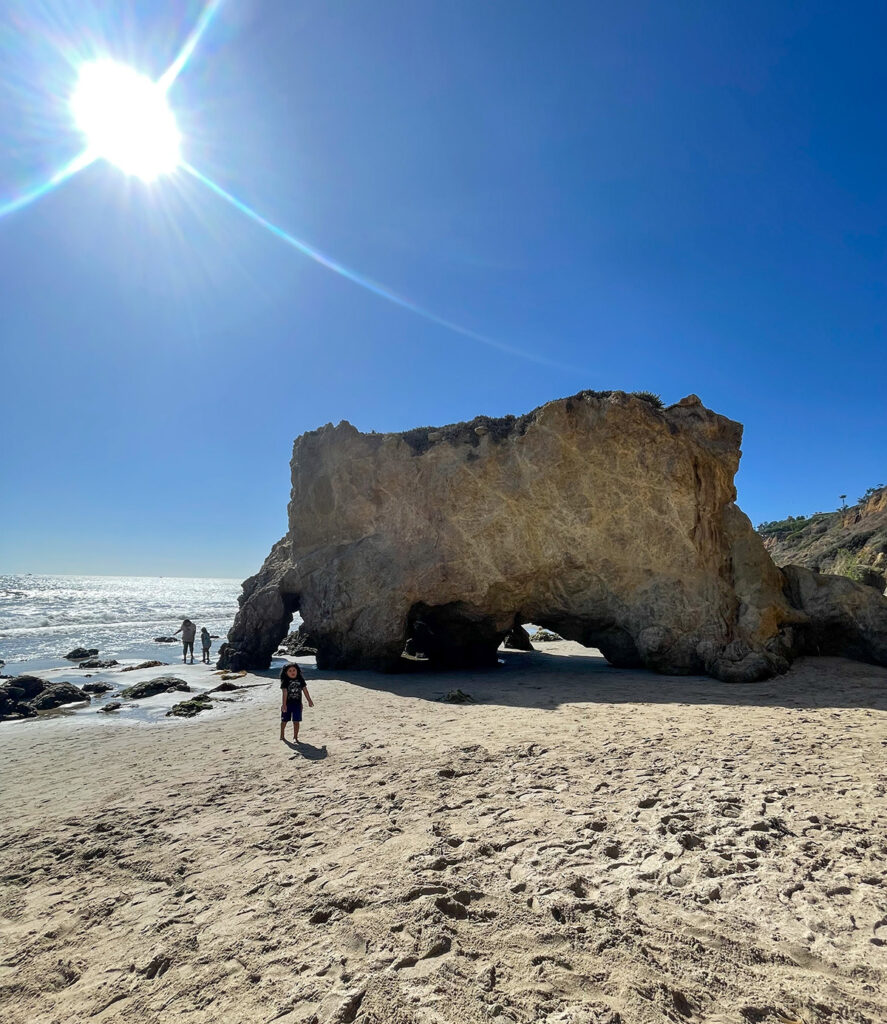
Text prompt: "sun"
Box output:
[[70, 60, 181, 182]]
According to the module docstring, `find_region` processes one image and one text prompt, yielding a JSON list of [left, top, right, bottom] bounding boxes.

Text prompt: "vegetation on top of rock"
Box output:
[[166, 693, 213, 718], [398, 390, 645, 456], [630, 390, 664, 409], [859, 484, 885, 504]]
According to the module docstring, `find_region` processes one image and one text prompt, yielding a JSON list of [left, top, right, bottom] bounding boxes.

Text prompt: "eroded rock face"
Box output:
[[222, 390, 887, 681], [780, 565, 887, 666]]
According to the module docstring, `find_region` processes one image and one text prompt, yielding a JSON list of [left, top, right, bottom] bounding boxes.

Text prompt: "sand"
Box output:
[[0, 643, 885, 1024]]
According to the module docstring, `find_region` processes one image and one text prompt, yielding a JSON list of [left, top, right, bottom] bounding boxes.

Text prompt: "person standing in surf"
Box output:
[[173, 618, 197, 664]]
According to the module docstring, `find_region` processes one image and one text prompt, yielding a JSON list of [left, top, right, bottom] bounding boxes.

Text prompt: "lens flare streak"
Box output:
[[0, 148, 94, 220], [182, 162, 568, 368], [158, 0, 225, 91]]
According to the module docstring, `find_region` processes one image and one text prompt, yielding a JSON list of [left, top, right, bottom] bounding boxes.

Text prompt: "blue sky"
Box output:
[[1, 0, 884, 578]]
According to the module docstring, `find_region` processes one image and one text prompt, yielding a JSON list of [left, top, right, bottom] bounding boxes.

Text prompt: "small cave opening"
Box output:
[[398, 604, 642, 672], [401, 602, 509, 669], [526, 615, 642, 669]]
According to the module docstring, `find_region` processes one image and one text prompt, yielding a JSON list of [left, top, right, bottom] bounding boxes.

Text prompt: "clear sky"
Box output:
[[1, 0, 884, 578]]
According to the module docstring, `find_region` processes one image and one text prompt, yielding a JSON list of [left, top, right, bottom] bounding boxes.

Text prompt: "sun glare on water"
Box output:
[[70, 60, 181, 182]]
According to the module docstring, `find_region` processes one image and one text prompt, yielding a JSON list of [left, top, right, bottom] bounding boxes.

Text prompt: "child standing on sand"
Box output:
[[279, 663, 314, 743]]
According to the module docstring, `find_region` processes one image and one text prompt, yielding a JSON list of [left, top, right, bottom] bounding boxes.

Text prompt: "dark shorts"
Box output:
[[281, 706, 303, 723]]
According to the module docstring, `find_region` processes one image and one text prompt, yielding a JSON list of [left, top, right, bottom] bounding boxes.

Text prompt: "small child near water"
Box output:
[[200, 627, 212, 664], [279, 663, 314, 743]]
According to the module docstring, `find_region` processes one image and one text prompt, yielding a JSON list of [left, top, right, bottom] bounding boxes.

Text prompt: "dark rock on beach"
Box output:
[[78, 658, 119, 669], [166, 693, 213, 718], [209, 680, 240, 692], [98, 701, 122, 713], [216, 643, 252, 672], [82, 682, 114, 694], [503, 625, 534, 651], [120, 661, 167, 672], [29, 682, 91, 710], [64, 647, 98, 660], [275, 626, 319, 656], [120, 676, 190, 700], [0, 683, 38, 720], [6, 675, 47, 700], [153, 636, 178, 644]]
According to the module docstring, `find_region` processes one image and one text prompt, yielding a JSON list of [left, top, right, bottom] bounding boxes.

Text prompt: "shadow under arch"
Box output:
[[299, 647, 887, 714], [399, 603, 644, 673]]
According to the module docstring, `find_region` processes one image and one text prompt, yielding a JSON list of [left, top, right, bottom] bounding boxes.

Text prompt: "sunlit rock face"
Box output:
[[220, 390, 886, 682]]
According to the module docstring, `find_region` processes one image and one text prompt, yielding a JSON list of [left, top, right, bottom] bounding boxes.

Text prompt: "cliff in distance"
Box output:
[[758, 486, 887, 593], [220, 391, 887, 681]]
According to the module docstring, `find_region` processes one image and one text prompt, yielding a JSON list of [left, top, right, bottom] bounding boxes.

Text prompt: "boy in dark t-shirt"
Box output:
[[279, 663, 314, 743]]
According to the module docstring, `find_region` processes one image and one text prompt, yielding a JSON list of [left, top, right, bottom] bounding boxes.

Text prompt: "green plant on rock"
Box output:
[[832, 547, 867, 583], [858, 484, 885, 505], [631, 391, 664, 409]]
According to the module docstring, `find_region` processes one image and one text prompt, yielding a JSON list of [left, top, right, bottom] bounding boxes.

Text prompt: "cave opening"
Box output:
[[400, 602, 642, 672]]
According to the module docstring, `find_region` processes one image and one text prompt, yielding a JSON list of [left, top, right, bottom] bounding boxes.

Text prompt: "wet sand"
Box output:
[[1, 643, 885, 1023]]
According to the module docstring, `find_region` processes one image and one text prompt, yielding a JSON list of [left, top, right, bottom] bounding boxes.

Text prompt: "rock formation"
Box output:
[[759, 485, 887, 593], [219, 390, 887, 682], [0, 676, 90, 720]]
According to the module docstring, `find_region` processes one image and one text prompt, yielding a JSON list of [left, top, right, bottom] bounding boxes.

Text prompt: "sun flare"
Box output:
[[70, 60, 181, 182]]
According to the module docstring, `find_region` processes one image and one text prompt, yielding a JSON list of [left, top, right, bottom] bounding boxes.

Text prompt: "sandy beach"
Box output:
[[1, 644, 885, 1024]]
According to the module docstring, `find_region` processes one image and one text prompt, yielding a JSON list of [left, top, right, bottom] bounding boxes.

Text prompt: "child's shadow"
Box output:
[[285, 740, 328, 761]]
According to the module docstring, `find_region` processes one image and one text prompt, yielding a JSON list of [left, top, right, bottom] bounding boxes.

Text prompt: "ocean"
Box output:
[[0, 574, 244, 676]]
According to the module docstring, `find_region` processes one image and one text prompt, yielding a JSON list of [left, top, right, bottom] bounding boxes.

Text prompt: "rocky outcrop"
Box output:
[[503, 626, 534, 651], [780, 565, 887, 666], [29, 682, 90, 710], [78, 658, 119, 669], [0, 676, 90, 719], [0, 682, 39, 720], [222, 390, 887, 682], [82, 682, 115, 694], [759, 485, 887, 593], [166, 694, 213, 718], [64, 647, 98, 660], [218, 537, 299, 671], [274, 626, 318, 657], [120, 676, 190, 700]]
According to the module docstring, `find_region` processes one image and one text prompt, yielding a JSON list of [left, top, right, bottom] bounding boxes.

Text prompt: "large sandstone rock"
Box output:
[[221, 390, 887, 682]]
